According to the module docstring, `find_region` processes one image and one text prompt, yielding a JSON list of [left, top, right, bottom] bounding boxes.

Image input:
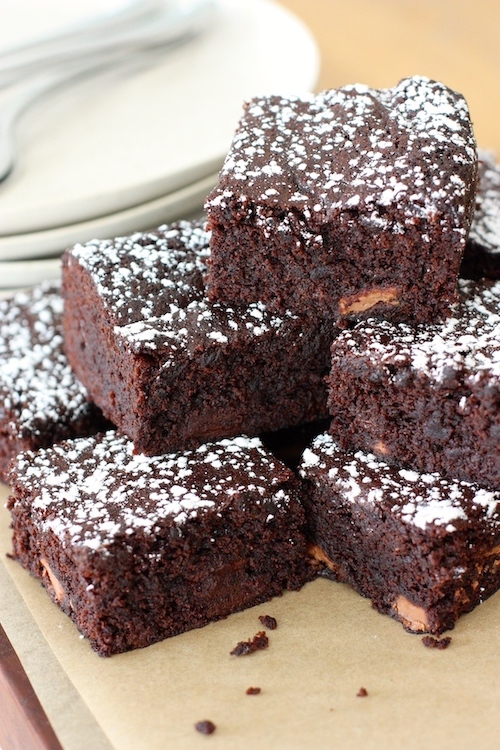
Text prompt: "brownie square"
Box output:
[[0, 281, 108, 480], [205, 76, 477, 323], [62, 220, 336, 456], [8, 431, 315, 656], [461, 151, 500, 279], [299, 432, 500, 634], [326, 278, 500, 489]]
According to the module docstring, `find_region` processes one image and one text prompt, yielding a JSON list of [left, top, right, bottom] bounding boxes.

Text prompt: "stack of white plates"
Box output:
[[0, 0, 319, 296]]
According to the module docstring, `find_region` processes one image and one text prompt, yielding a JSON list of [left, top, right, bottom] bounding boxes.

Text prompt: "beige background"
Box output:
[[282, 0, 500, 155]]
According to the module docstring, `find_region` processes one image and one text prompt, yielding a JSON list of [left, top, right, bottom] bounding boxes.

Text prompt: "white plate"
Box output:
[[0, 172, 215, 281], [0, 0, 319, 239], [0, 258, 61, 291]]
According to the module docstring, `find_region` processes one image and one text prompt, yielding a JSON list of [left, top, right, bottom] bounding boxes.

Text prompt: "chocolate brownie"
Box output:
[[0, 282, 108, 480], [62, 220, 336, 456], [461, 151, 500, 279], [205, 76, 477, 323], [326, 279, 500, 489], [299, 432, 500, 634], [7, 432, 315, 656]]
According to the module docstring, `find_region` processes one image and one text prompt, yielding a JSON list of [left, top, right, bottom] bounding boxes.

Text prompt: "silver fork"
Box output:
[[0, 1, 213, 183], [0, 0, 165, 86]]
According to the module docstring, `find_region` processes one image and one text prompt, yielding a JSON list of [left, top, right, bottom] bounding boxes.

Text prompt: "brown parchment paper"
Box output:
[[2, 483, 500, 750]]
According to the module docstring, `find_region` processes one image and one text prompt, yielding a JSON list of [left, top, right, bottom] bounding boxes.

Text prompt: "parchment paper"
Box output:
[[1, 484, 500, 750]]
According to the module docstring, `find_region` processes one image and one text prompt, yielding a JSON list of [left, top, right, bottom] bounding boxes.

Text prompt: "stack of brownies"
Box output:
[[4, 75, 500, 656]]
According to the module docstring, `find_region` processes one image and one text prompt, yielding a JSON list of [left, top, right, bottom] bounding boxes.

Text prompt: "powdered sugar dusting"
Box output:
[[207, 76, 476, 233], [300, 433, 499, 533], [66, 219, 298, 355], [113, 298, 298, 359], [0, 281, 98, 439], [69, 220, 210, 324], [334, 279, 500, 383], [11, 432, 295, 552]]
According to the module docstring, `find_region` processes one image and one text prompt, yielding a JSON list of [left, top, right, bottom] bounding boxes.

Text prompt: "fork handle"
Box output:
[[0, 1, 213, 88]]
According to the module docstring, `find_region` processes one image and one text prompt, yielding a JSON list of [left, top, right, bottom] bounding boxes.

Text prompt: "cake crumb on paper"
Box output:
[[230, 631, 269, 656]]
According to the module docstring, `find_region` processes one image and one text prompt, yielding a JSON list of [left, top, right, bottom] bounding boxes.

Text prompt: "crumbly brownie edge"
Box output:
[[461, 152, 500, 280], [63, 252, 151, 443], [206, 208, 465, 324]]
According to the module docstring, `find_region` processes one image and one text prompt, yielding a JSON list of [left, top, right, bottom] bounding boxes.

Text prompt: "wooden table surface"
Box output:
[[0, 624, 63, 750], [1, 2, 499, 748]]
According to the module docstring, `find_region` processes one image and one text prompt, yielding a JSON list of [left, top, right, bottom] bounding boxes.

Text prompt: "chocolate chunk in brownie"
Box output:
[[7, 432, 315, 656], [62, 220, 336, 456], [326, 279, 500, 489], [299, 433, 500, 635], [0, 282, 108, 480], [205, 76, 477, 323], [461, 151, 500, 279]]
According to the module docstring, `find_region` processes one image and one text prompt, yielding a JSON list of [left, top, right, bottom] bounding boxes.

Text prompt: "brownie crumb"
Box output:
[[422, 635, 452, 650], [258, 614, 277, 630], [246, 687, 261, 695], [194, 720, 216, 735], [230, 631, 269, 656], [357, 687, 368, 697]]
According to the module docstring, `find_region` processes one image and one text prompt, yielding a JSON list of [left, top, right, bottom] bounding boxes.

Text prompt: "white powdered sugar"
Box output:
[[335, 279, 500, 384], [69, 220, 210, 325], [12, 433, 294, 552], [207, 76, 476, 231], [0, 281, 95, 437], [113, 298, 298, 358], [68, 219, 298, 354], [300, 432, 500, 533]]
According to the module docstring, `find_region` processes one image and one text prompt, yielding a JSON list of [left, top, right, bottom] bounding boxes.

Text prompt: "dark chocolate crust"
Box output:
[[461, 151, 500, 280], [0, 282, 108, 480], [299, 433, 500, 634], [8, 432, 315, 657], [205, 76, 477, 323], [62, 220, 336, 456], [326, 279, 500, 489]]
